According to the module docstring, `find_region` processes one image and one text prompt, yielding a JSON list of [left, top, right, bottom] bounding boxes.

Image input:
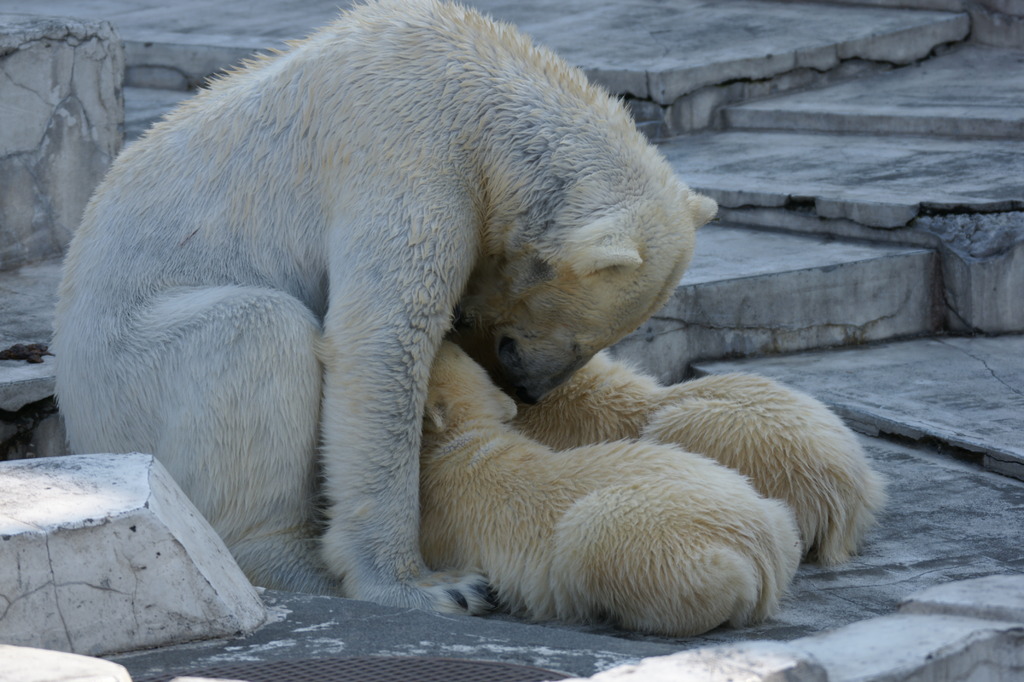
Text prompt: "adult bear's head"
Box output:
[[456, 172, 716, 404]]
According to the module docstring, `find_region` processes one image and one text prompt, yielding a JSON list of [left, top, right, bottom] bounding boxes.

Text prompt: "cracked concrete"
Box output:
[[612, 224, 937, 384], [0, 15, 123, 271], [660, 131, 1024, 229], [0, 454, 267, 656], [725, 45, 1024, 138]]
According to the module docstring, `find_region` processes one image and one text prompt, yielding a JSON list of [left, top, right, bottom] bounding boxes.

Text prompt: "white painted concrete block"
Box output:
[[791, 613, 1024, 682], [563, 641, 826, 682], [0, 453, 266, 656], [900, 574, 1024, 624], [0, 15, 123, 271], [0, 644, 131, 682]]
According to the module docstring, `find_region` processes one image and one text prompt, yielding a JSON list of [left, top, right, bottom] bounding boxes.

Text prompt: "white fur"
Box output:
[[511, 353, 887, 565], [53, 0, 713, 612], [420, 343, 801, 636]]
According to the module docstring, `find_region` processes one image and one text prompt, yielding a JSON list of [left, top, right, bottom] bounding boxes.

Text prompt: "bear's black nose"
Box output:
[[515, 386, 538, 405], [498, 335, 516, 356]]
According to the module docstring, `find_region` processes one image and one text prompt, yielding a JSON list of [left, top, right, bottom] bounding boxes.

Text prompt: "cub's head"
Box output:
[[458, 174, 716, 404], [423, 341, 517, 440]]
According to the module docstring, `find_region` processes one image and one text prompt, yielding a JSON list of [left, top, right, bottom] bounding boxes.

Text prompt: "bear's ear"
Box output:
[[561, 214, 642, 276], [495, 391, 517, 424], [688, 192, 718, 229], [423, 400, 447, 433]]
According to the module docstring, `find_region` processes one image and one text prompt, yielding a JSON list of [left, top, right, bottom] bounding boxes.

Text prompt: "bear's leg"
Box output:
[[60, 285, 340, 594], [548, 464, 801, 637], [644, 373, 886, 565]]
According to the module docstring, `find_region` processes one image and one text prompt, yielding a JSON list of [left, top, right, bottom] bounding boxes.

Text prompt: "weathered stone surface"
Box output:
[[0, 454, 267, 656], [694, 335, 1024, 480], [560, 642, 826, 682], [900, 574, 1024, 624], [914, 211, 1024, 332], [0, 15, 123, 271], [660, 131, 1024, 229], [724, 46, 1024, 138], [0, 644, 131, 682], [971, 0, 1024, 47], [613, 224, 937, 384], [0, 359, 55, 413], [0, 260, 63, 460], [790, 613, 1024, 682]]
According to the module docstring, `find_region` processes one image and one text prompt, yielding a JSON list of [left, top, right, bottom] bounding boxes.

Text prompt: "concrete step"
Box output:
[[660, 131, 1024, 334], [723, 45, 1024, 138], [32, 0, 968, 134], [613, 224, 937, 385], [693, 334, 1024, 481], [661, 130, 1024, 230]]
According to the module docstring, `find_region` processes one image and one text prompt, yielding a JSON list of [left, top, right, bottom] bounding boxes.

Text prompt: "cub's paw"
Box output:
[[355, 570, 495, 615]]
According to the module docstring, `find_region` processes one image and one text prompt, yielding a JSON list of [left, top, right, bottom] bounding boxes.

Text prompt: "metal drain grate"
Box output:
[[135, 656, 571, 682]]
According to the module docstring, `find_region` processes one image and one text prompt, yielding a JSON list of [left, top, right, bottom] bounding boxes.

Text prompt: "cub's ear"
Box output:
[[688, 192, 718, 228], [423, 400, 447, 433], [561, 214, 642, 276]]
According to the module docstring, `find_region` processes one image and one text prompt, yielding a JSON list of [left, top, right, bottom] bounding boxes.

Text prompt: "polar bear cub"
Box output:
[[419, 342, 801, 636], [509, 354, 887, 566]]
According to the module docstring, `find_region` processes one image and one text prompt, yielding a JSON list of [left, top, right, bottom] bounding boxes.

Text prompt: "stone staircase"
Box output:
[[2, 1, 1023, 679]]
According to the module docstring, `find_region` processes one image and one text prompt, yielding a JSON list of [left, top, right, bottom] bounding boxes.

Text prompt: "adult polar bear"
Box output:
[[54, 0, 717, 613]]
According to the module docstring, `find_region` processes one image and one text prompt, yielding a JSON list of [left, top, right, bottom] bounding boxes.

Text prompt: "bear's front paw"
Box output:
[[356, 570, 496, 615]]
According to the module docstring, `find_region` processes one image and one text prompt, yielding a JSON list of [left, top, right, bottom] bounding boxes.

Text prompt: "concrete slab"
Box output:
[[0, 454, 267, 656], [660, 130, 1024, 227], [900, 574, 1024, 623], [790, 613, 1024, 681], [0, 645, 132, 682], [612, 224, 938, 384], [0, 260, 60, 414], [561, 642, 826, 682], [693, 335, 1024, 479], [725, 46, 1024, 138]]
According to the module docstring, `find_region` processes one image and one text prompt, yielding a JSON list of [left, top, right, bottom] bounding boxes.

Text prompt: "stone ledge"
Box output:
[[614, 225, 937, 384], [0, 454, 267, 656], [0, 644, 131, 682], [900, 573, 1024, 623], [560, 576, 1024, 681]]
